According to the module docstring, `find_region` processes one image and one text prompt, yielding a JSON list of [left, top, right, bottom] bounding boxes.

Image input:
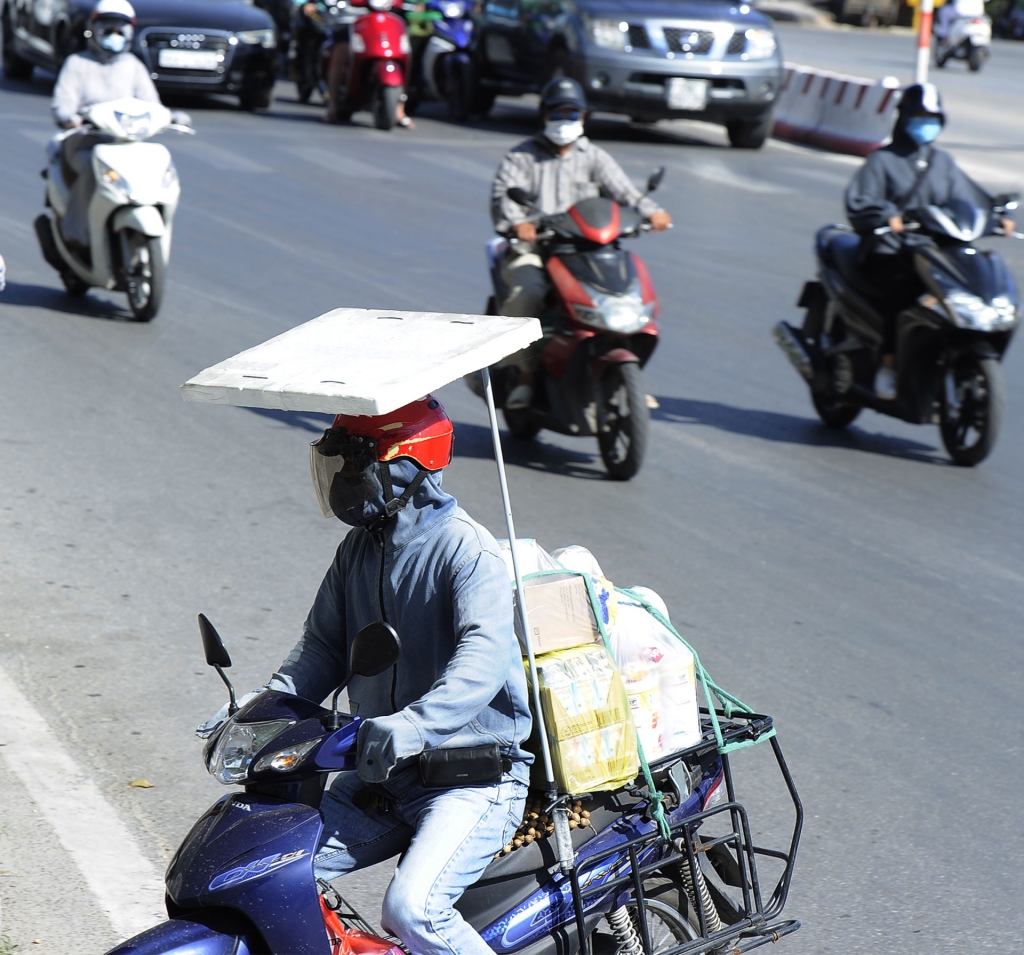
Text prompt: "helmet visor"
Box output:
[[309, 430, 379, 518]]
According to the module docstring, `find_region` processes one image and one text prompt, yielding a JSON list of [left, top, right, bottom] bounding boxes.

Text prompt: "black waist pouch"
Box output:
[[418, 744, 512, 788]]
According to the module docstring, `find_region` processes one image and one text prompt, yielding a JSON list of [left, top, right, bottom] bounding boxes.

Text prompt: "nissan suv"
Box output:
[[469, 0, 783, 148]]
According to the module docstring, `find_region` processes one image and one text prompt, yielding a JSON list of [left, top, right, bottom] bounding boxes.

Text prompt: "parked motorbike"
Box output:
[[404, 0, 474, 118], [472, 171, 667, 481], [34, 98, 192, 322], [936, 14, 992, 70], [318, 0, 410, 129], [774, 195, 1021, 466], [103, 613, 802, 955]]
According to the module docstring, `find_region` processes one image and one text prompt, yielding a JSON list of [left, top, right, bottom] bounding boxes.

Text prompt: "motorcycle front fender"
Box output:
[[591, 347, 641, 380], [373, 58, 405, 86], [113, 205, 165, 237], [104, 911, 262, 955]]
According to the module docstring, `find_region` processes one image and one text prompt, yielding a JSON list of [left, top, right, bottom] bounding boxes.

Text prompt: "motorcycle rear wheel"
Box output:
[[121, 229, 165, 322], [812, 391, 861, 428], [61, 270, 89, 297], [374, 84, 401, 130], [940, 356, 1003, 466], [597, 362, 649, 480], [968, 45, 984, 70], [503, 408, 541, 440]]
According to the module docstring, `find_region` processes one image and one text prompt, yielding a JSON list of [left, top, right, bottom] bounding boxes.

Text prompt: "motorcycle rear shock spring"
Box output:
[[607, 905, 644, 955]]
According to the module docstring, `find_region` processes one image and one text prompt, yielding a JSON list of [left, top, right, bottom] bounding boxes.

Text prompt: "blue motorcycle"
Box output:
[[404, 0, 480, 119], [106, 615, 802, 955]]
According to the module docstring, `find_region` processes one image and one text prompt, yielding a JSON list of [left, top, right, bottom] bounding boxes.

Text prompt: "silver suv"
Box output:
[[472, 0, 784, 148]]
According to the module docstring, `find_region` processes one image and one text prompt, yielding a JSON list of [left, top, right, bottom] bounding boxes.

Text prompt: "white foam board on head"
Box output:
[[181, 308, 542, 416]]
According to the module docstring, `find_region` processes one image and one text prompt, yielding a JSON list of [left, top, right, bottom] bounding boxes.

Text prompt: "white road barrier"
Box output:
[[772, 63, 902, 157], [0, 664, 166, 939]]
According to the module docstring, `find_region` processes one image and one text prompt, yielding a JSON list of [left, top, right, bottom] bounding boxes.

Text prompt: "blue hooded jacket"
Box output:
[[269, 459, 533, 785]]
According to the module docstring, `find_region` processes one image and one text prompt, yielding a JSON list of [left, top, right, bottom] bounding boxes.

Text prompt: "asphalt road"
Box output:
[[2, 23, 1023, 955]]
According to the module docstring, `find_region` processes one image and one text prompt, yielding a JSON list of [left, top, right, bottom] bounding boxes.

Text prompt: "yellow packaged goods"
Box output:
[[514, 573, 601, 656], [528, 646, 639, 794]]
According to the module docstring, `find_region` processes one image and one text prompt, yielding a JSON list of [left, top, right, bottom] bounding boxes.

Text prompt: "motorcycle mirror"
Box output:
[[506, 187, 537, 209], [327, 622, 401, 729], [198, 614, 239, 715], [646, 166, 666, 194]]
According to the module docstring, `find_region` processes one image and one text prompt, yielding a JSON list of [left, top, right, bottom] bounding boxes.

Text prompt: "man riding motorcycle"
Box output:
[[199, 397, 532, 955], [845, 82, 1015, 399], [490, 77, 672, 410], [50, 0, 161, 251]]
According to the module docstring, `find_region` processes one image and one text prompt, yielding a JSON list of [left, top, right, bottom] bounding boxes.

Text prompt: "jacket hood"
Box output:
[[369, 459, 457, 547]]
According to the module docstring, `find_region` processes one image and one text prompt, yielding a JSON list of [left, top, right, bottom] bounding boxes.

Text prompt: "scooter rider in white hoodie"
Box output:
[[50, 0, 161, 250]]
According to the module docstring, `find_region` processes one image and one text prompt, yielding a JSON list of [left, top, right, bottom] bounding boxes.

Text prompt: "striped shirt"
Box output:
[[491, 135, 663, 234]]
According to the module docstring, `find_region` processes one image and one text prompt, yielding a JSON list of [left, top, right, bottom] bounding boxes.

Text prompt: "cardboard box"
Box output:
[[514, 573, 601, 656]]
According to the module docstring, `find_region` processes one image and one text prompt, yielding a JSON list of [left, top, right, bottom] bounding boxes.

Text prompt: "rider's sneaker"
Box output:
[[874, 366, 897, 401], [506, 384, 533, 410]]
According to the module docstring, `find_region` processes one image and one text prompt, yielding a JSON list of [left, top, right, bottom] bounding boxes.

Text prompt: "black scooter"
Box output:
[[774, 195, 1021, 466]]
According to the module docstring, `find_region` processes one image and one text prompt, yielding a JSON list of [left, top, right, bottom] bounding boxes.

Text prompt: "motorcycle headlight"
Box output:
[[237, 29, 276, 48], [573, 281, 653, 333], [945, 290, 1018, 331], [588, 18, 628, 50], [400, 32, 411, 53], [441, 0, 463, 16], [205, 719, 293, 784], [253, 737, 322, 774], [95, 158, 131, 202], [161, 162, 179, 192], [743, 28, 777, 59], [350, 31, 366, 53]]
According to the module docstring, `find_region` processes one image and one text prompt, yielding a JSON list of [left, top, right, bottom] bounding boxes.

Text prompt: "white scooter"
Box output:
[[936, 14, 992, 71], [35, 97, 192, 321]]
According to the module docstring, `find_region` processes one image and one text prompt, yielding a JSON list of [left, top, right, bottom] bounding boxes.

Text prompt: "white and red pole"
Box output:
[[916, 0, 935, 83]]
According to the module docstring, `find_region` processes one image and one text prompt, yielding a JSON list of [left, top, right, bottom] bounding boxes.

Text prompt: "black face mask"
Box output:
[[328, 464, 385, 528]]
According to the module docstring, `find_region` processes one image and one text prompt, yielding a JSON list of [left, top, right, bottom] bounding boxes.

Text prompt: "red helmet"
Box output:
[[328, 396, 453, 472]]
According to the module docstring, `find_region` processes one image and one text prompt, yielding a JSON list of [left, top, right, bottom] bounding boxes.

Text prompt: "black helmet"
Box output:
[[897, 82, 946, 126], [540, 77, 587, 114]]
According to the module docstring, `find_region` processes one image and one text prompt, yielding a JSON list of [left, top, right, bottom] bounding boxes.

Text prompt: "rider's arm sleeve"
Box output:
[[267, 545, 349, 703], [51, 58, 83, 125], [845, 152, 898, 233], [133, 59, 162, 104], [385, 549, 518, 755], [492, 151, 533, 233], [591, 145, 663, 218]]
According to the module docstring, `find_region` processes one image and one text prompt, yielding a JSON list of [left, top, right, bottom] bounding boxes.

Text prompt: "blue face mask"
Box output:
[[904, 116, 942, 146]]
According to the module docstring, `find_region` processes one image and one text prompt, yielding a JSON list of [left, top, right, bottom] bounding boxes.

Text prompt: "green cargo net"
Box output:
[[520, 570, 776, 841]]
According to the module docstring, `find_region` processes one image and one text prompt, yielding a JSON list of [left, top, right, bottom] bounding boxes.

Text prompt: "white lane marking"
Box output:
[[0, 211, 34, 238], [281, 144, 401, 180], [19, 128, 53, 146], [0, 664, 166, 940], [176, 139, 272, 174], [675, 158, 793, 194], [406, 150, 497, 183]]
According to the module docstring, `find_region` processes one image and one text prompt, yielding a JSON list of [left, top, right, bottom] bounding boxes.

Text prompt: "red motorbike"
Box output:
[[476, 170, 666, 480], [320, 0, 410, 129]]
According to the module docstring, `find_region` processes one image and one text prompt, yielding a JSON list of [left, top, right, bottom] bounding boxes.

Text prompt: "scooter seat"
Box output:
[[819, 228, 885, 301]]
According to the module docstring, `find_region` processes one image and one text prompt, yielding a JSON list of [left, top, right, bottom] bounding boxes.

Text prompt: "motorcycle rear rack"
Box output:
[[567, 714, 803, 955]]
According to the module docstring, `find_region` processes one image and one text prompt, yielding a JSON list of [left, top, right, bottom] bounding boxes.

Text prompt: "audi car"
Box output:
[[3, 0, 277, 109], [470, 0, 783, 148]]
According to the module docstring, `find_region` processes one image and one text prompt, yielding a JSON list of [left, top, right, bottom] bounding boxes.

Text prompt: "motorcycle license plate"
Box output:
[[666, 77, 708, 111], [158, 49, 220, 70]]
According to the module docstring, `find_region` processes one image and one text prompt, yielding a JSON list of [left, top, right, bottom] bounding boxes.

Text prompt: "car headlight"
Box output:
[[945, 290, 1018, 331], [350, 31, 366, 53], [96, 158, 131, 202], [744, 28, 777, 59], [574, 281, 654, 333], [205, 719, 293, 784], [253, 737, 322, 774], [589, 18, 628, 50], [237, 28, 276, 48], [161, 162, 179, 192]]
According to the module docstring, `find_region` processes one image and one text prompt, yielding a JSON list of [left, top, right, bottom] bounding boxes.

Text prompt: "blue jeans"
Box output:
[[315, 768, 527, 955]]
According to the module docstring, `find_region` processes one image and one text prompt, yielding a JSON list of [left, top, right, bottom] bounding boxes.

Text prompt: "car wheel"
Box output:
[[3, 7, 35, 79], [726, 110, 772, 149], [240, 86, 273, 110]]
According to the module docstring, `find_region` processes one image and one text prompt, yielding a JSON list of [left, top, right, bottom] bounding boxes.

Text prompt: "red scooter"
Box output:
[[474, 170, 666, 480], [320, 0, 410, 129]]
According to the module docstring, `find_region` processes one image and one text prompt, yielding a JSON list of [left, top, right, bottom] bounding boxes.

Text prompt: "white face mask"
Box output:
[[98, 30, 129, 54], [544, 119, 583, 147]]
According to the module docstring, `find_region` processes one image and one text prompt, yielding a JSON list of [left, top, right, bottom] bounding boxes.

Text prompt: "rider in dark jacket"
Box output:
[[845, 82, 1015, 399]]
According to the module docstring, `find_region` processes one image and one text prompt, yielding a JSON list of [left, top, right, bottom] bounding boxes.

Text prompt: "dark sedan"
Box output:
[[3, 0, 277, 109]]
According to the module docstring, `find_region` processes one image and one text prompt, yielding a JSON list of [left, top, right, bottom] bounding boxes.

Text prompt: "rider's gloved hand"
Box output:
[[648, 211, 672, 231], [195, 689, 263, 739], [357, 714, 414, 783]]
